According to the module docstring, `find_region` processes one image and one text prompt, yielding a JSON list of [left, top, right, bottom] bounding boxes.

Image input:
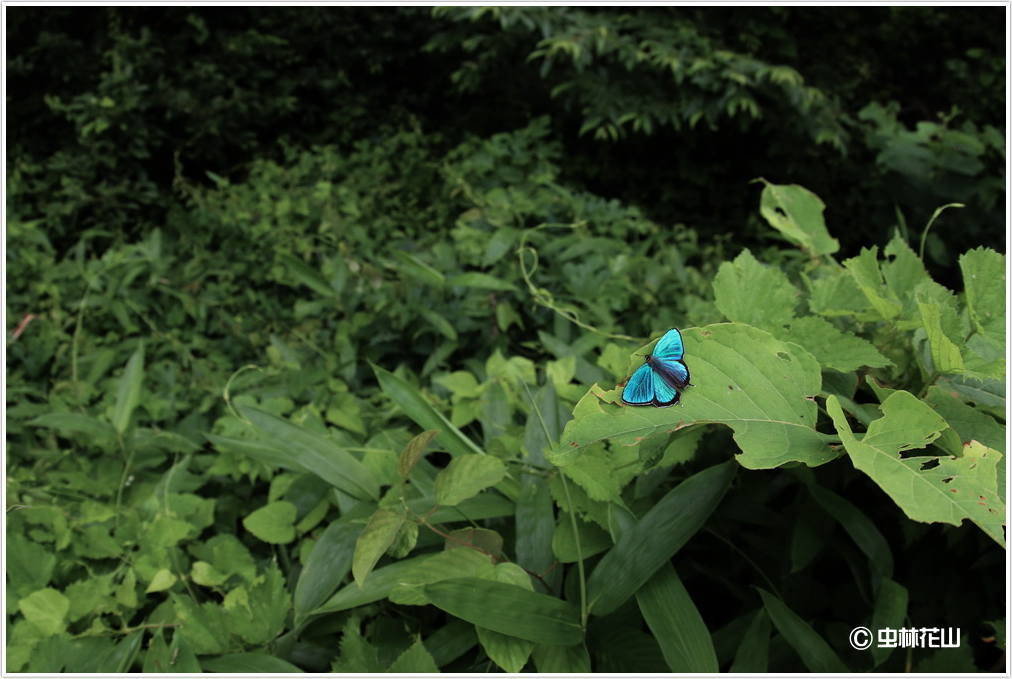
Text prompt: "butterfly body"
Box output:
[[621, 328, 691, 407]]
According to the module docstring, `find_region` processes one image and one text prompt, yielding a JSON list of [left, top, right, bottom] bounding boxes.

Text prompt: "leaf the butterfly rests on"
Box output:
[[622, 328, 692, 407]]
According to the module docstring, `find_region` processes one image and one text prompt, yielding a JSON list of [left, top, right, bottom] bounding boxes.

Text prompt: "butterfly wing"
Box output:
[[649, 363, 681, 406], [651, 328, 685, 362], [622, 363, 656, 405]]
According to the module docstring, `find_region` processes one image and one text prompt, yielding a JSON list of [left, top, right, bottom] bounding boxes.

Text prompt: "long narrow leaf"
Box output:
[[758, 588, 848, 672], [238, 405, 379, 500], [423, 578, 583, 646], [586, 461, 736, 616], [729, 609, 771, 672], [373, 364, 485, 458], [112, 342, 145, 434], [637, 563, 718, 672]]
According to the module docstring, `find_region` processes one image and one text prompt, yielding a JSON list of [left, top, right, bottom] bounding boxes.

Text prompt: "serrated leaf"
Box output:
[[843, 247, 903, 320], [422, 578, 583, 645], [399, 429, 439, 479], [827, 392, 1005, 546], [552, 324, 835, 470], [242, 501, 297, 544], [113, 342, 145, 434], [756, 180, 839, 256], [918, 301, 964, 374], [434, 454, 507, 506], [959, 247, 1005, 342], [18, 588, 69, 636], [785, 316, 891, 372], [713, 249, 797, 329], [387, 639, 440, 673]]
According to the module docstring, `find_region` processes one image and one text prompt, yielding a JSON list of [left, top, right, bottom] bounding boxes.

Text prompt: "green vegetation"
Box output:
[[6, 6, 1005, 673]]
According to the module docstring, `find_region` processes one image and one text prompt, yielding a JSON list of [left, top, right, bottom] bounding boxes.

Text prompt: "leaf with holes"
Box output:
[[551, 323, 835, 470], [827, 391, 1005, 546]]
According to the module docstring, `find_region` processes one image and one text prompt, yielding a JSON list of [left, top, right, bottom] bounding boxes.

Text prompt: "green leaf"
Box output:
[[637, 564, 718, 672], [277, 251, 337, 298], [28, 412, 117, 443], [757, 588, 848, 672], [924, 386, 1005, 455], [424, 619, 479, 668], [552, 324, 835, 470], [113, 341, 145, 434], [729, 609, 771, 672], [756, 180, 839, 256], [99, 628, 143, 673], [786, 316, 891, 372], [145, 569, 177, 593], [293, 521, 360, 626], [238, 405, 379, 500], [918, 300, 964, 374], [399, 429, 439, 479], [242, 501, 297, 544], [870, 578, 908, 668], [18, 588, 69, 636], [373, 364, 485, 458], [532, 643, 592, 673], [331, 614, 384, 672], [585, 461, 736, 616], [353, 507, 407, 585], [223, 563, 290, 645], [387, 639, 440, 673], [808, 485, 894, 579], [391, 250, 447, 287], [477, 626, 534, 672], [422, 578, 583, 646], [447, 271, 516, 290], [713, 249, 797, 329], [827, 392, 1005, 546], [201, 653, 305, 673], [959, 247, 1005, 342], [434, 454, 507, 506], [314, 548, 491, 614], [843, 247, 903, 320], [171, 594, 231, 655]]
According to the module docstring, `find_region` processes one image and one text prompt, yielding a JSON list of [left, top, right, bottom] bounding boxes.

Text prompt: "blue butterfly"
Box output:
[[621, 328, 691, 407]]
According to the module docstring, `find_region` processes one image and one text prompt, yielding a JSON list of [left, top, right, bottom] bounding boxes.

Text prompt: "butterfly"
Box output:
[[621, 328, 691, 407]]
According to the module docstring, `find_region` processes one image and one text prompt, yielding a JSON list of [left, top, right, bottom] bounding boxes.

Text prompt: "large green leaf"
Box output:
[[421, 578, 583, 646], [827, 392, 1005, 546], [585, 461, 735, 616], [238, 405, 379, 500], [434, 454, 507, 506], [551, 324, 835, 470]]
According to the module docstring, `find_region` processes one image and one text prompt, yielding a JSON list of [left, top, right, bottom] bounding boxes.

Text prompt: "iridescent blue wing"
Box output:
[[651, 356, 690, 392], [651, 328, 684, 362], [648, 364, 680, 406], [622, 363, 656, 405]]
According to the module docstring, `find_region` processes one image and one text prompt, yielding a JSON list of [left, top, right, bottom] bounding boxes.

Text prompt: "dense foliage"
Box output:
[[6, 6, 1006, 673]]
